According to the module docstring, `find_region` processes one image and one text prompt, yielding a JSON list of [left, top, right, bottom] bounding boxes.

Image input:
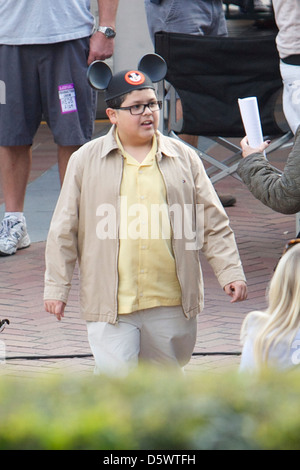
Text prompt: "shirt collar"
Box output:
[[116, 129, 157, 165], [100, 125, 179, 160], [155, 130, 180, 160]]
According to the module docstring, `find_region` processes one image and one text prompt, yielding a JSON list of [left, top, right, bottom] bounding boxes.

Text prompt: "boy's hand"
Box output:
[[44, 300, 66, 321], [224, 281, 247, 303], [240, 136, 270, 158]]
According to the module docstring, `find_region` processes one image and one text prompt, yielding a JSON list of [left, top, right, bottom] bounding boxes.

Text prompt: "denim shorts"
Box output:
[[144, 0, 228, 44], [0, 38, 97, 146]]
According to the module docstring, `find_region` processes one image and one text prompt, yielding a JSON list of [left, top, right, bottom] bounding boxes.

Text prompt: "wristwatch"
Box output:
[[97, 26, 116, 38]]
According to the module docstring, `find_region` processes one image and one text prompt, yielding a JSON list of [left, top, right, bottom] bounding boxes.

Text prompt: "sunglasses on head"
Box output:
[[273, 238, 300, 271], [282, 238, 300, 255]]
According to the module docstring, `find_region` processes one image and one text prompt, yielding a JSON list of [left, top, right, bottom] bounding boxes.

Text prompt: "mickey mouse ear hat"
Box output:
[[87, 53, 167, 101]]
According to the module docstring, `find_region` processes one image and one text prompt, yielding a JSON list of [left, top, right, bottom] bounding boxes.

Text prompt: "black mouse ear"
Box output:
[[138, 53, 167, 83], [87, 60, 113, 90]]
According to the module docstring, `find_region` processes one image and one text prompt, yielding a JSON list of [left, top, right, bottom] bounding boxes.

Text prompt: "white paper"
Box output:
[[238, 96, 266, 157]]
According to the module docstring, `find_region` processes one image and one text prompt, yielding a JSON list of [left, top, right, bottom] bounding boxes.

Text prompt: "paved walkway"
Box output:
[[0, 117, 295, 378]]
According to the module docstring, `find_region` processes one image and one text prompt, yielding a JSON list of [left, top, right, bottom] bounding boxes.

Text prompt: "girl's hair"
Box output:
[[240, 244, 300, 367]]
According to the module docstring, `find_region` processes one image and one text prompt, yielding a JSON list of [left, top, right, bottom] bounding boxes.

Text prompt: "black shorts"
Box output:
[[0, 38, 97, 146]]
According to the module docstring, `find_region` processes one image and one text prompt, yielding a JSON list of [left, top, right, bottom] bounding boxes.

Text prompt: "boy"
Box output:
[[44, 59, 247, 376]]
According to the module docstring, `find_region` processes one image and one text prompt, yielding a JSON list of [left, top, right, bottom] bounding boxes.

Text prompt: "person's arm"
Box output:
[[88, 0, 119, 64], [191, 150, 247, 302], [44, 152, 83, 319], [240, 136, 270, 158], [237, 128, 300, 214]]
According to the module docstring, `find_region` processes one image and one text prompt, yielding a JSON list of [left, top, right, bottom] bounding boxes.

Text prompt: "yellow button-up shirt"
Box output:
[[116, 132, 182, 314]]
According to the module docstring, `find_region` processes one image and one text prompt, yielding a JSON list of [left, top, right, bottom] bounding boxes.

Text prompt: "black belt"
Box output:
[[282, 54, 300, 66]]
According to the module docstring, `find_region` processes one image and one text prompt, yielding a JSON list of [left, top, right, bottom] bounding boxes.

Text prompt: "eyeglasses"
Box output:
[[114, 101, 162, 115]]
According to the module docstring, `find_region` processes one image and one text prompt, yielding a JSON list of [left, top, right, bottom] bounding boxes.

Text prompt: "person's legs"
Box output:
[[0, 145, 31, 255], [0, 45, 43, 255], [139, 306, 197, 369], [87, 307, 197, 375], [42, 39, 96, 150], [0, 142, 77, 254], [0, 145, 31, 211], [41, 39, 97, 184], [86, 317, 141, 377], [57, 145, 80, 185]]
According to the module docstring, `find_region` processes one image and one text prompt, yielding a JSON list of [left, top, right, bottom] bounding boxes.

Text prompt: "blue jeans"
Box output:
[[144, 0, 228, 44]]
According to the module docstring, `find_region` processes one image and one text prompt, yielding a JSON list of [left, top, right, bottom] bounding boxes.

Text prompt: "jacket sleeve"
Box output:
[[191, 151, 246, 288], [237, 127, 300, 214], [43, 151, 83, 304]]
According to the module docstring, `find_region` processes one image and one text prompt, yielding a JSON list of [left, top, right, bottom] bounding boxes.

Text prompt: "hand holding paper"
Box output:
[[238, 96, 266, 158]]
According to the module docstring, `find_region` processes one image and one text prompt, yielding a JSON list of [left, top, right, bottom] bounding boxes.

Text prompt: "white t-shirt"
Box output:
[[239, 313, 300, 371], [0, 0, 95, 45]]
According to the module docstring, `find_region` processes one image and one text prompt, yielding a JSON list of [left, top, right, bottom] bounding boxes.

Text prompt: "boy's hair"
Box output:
[[106, 93, 128, 109], [106, 88, 156, 109]]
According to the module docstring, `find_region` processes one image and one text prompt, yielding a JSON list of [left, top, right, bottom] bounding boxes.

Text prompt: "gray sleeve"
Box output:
[[237, 127, 300, 214]]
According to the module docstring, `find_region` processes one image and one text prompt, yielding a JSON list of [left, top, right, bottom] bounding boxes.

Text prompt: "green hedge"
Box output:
[[1, 367, 300, 450]]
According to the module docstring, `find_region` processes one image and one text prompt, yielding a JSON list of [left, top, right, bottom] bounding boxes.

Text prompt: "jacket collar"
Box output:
[[100, 125, 120, 158], [155, 130, 179, 160], [100, 125, 178, 160]]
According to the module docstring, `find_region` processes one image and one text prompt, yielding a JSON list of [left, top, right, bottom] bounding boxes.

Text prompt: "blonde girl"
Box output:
[[240, 241, 300, 371]]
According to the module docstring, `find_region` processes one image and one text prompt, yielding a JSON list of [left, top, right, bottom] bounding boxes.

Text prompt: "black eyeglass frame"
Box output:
[[113, 101, 162, 115]]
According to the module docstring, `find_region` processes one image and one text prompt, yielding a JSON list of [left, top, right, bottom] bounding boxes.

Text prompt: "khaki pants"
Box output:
[[87, 306, 197, 377]]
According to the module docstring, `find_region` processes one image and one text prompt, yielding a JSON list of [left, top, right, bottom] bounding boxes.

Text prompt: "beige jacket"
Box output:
[[44, 126, 246, 323]]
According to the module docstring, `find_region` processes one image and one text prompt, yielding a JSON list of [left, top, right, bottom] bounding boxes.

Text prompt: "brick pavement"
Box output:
[[0, 123, 295, 378]]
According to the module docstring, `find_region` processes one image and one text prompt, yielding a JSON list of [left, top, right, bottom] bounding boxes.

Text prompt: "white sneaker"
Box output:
[[0, 215, 31, 256]]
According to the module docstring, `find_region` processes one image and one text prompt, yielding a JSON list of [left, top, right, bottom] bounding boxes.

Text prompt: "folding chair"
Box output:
[[155, 31, 293, 184]]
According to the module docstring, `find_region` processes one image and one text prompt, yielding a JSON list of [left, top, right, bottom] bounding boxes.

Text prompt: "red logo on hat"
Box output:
[[124, 71, 145, 86]]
